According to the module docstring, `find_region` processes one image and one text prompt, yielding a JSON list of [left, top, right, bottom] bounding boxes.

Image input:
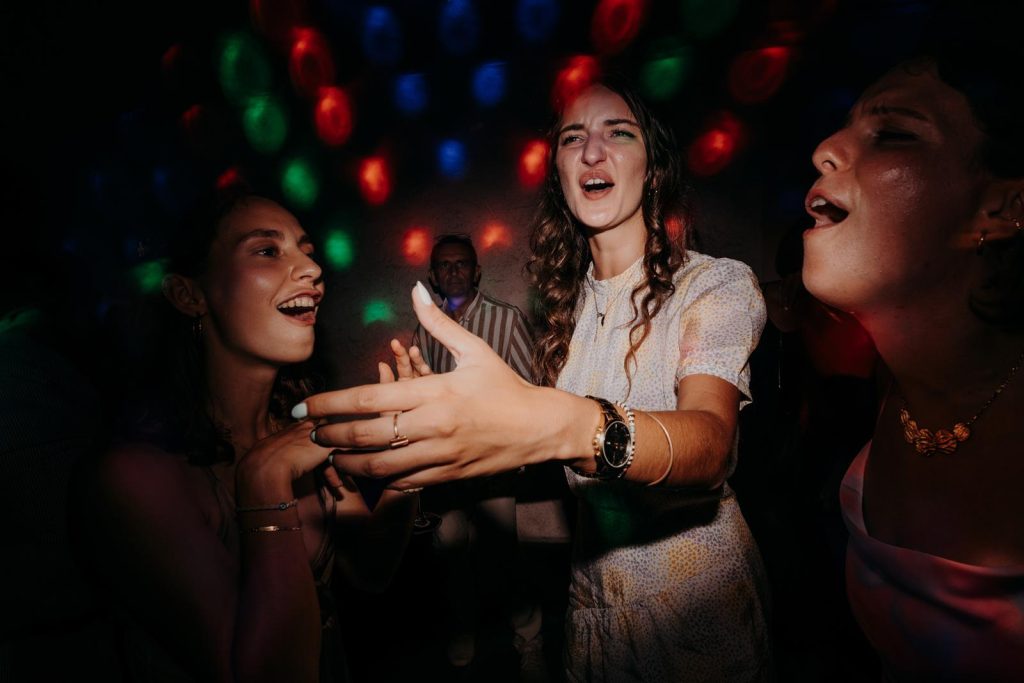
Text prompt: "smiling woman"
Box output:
[[72, 190, 416, 683]]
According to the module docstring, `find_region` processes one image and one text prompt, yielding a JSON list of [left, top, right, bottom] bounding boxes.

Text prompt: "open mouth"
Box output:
[[806, 195, 849, 226], [581, 173, 614, 195], [277, 294, 320, 324]]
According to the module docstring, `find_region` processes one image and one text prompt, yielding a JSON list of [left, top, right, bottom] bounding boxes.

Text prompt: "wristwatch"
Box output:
[[572, 396, 635, 480]]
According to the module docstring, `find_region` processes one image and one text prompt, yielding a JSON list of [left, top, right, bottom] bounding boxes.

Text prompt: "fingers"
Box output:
[[313, 411, 414, 451], [411, 281, 482, 363], [378, 361, 396, 385], [390, 339, 417, 380], [297, 374, 440, 419], [326, 441, 459, 488], [408, 345, 433, 376]]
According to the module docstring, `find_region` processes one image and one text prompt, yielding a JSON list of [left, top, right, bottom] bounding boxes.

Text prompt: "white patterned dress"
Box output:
[[557, 252, 772, 682]]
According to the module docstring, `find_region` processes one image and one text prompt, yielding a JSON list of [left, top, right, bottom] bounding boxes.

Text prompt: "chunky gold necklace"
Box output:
[[898, 349, 1024, 456]]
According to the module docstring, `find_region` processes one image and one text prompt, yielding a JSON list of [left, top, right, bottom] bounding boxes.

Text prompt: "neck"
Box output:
[[587, 214, 646, 280], [203, 342, 278, 454], [444, 290, 477, 320]]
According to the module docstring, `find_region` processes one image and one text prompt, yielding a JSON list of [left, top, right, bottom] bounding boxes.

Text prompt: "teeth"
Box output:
[[585, 178, 610, 187], [810, 197, 828, 209], [278, 295, 317, 309]]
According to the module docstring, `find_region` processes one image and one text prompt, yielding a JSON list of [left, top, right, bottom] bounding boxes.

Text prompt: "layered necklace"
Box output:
[[898, 348, 1024, 456], [587, 263, 637, 328]]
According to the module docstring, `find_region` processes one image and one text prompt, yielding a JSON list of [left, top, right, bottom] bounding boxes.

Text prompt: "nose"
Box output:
[[293, 250, 322, 283], [582, 133, 606, 166], [811, 128, 848, 174]]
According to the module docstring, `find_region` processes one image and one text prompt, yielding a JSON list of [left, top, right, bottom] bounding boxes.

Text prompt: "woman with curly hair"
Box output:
[[300, 79, 772, 680]]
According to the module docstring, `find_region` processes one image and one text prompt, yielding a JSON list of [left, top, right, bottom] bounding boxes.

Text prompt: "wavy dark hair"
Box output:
[[527, 76, 693, 391], [124, 189, 316, 465]]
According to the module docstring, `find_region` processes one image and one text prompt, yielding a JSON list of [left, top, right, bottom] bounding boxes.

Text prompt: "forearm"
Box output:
[[233, 478, 321, 681], [337, 489, 417, 592]]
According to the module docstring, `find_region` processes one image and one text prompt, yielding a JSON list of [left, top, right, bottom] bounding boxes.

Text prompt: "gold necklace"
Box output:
[[898, 348, 1024, 456]]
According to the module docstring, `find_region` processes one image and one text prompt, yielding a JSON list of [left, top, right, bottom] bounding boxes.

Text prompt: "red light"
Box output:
[[402, 226, 432, 265], [289, 27, 335, 98], [216, 167, 244, 191], [518, 140, 549, 188], [480, 222, 512, 250], [552, 55, 600, 112], [688, 111, 745, 177], [315, 86, 353, 146], [664, 215, 684, 242], [591, 0, 647, 55], [359, 157, 391, 205], [728, 46, 791, 104]]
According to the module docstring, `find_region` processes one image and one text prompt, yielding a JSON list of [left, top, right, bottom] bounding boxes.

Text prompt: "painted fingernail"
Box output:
[[414, 281, 432, 305], [291, 402, 308, 419]]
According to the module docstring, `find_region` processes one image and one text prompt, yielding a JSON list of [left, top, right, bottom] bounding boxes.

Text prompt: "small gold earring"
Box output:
[[976, 230, 988, 254]]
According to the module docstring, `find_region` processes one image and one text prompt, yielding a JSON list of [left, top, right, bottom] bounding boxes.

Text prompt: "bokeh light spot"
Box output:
[[518, 139, 549, 188], [363, 6, 403, 65], [359, 156, 392, 205], [218, 31, 272, 105], [480, 222, 511, 250], [132, 260, 167, 295], [640, 39, 692, 101], [473, 61, 507, 107], [591, 0, 647, 55], [315, 86, 354, 146], [728, 46, 791, 104], [403, 226, 432, 265], [439, 0, 480, 56], [289, 27, 335, 98], [216, 167, 244, 191], [243, 95, 288, 154], [362, 299, 396, 326], [394, 73, 429, 116], [437, 139, 467, 179], [324, 229, 355, 270], [688, 111, 745, 177], [281, 157, 320, 209], [552, 55, 600, 111]]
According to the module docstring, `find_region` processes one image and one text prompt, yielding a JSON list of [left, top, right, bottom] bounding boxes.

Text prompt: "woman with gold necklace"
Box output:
[[802, 38, 1024, 677]]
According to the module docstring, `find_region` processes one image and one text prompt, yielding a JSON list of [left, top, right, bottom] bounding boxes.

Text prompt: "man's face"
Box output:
[[429, 242, 480, 303]]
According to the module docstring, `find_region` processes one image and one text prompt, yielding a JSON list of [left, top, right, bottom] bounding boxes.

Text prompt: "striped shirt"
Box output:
[[412, 290, 534, 381]]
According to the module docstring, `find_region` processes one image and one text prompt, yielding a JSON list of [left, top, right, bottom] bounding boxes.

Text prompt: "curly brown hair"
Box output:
[[527, 77, 694, 391]]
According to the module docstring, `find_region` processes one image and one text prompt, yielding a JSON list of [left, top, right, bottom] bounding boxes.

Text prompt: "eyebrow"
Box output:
[[846, 103, 931, 127], [557, 118, 641, 136], [236, 228, 313, 247]]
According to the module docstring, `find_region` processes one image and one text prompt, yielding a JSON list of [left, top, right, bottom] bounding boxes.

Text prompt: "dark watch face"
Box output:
[[602, 420, 632, 468]]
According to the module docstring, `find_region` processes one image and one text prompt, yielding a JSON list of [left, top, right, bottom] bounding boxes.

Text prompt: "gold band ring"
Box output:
[[389, 412, 410, 449]]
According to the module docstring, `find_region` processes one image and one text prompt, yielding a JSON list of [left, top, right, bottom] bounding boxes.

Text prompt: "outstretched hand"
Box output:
[[296, 282, 581, 489]]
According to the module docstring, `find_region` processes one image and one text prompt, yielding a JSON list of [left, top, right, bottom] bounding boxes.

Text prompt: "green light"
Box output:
[[640, 40, 692, 101], [132, 259, 167, 295], [679, 0, 740, 40], [362, 299, 395, 326], [281, 157, 319, 210], [324, 229, 355, 270], [243, 96, 288, 154], [218, 31, 271, 105]]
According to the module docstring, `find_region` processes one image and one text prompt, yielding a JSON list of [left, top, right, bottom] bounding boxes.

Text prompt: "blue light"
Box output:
[[437, 139, 467, 179], [438, 0, 480, 56], [363, 6, 403, 66], [516, 0, 559, 42], [472, 61, 506, 107], [394, 73, 429, 116]]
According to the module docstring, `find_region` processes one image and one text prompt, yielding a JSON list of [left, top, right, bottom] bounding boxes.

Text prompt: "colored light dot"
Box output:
[[402, 226, 432, 265], [281, 157, 319, 210], [243, 96, 288, 154], [517, 0, 560, 43], [132, 260, 167, 295], [480, 222, 511, 250], [437, 139, 467, 179], [359, 156, 391, 205], [473, 61, 507, 107], [218, 31, 271, 105], [518, 140, 549, 188], [324, 229, 355, 270], [394, 73, 429, 116], [362, 299, 396, 325], [640, 40, 692, 101]]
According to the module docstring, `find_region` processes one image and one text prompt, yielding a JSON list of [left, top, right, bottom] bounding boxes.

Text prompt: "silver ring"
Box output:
[[310, 427, 319, 445], [327, 449, 340, 467]]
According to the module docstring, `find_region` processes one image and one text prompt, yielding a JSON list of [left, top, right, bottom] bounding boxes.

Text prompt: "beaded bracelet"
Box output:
[[243, 525, 302, 534], [236, 498, 298, 514]]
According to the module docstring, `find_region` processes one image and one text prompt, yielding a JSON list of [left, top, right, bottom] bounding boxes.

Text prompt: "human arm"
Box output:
[[299, 279, 759, 489], [77, 423, 330, 682]]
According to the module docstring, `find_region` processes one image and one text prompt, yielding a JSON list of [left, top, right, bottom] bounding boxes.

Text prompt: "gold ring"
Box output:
[[389, 412, 409, 449]]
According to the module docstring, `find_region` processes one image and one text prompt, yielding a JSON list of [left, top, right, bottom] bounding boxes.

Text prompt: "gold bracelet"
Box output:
[[645, 412, 674, 487], [236, 498, 298, 513], [243, 525, 302, 534]]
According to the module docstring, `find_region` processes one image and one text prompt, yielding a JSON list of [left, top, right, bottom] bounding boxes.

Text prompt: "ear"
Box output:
[[162, 274, 206, 317], [427, 269, 440, 294], [973, 178, 1024, 242], [472, 263, 482, 288]]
